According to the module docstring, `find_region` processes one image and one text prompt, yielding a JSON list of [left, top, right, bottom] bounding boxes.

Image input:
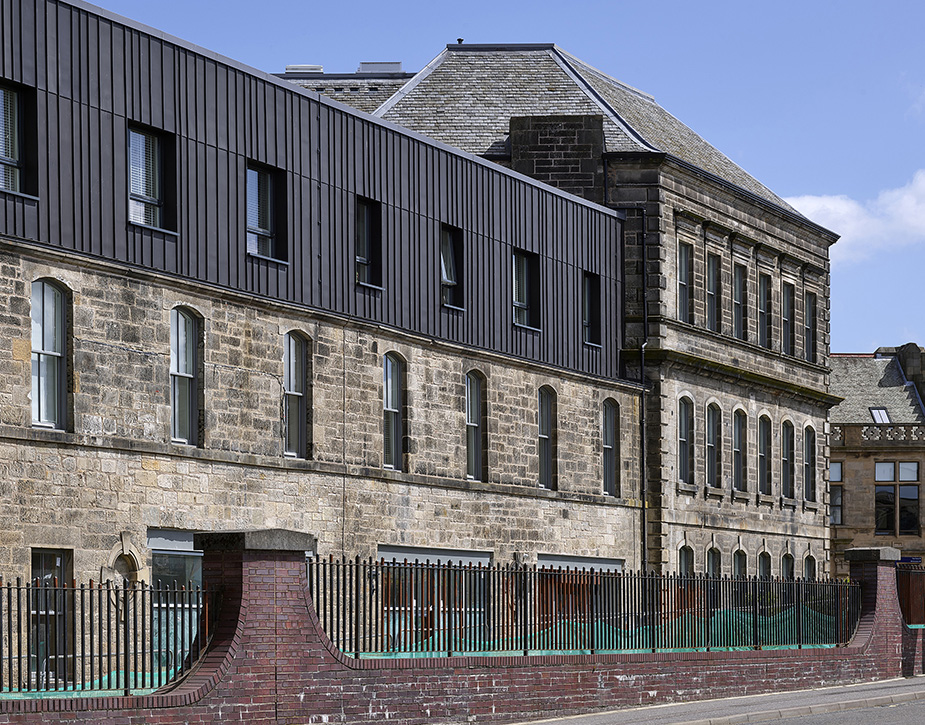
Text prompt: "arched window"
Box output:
[[804, 555, 817, 579], [283, 332, 312, 458], [603, 399, 620, 496], [707, 548, 721, 576], [678, 397, 694, 485], [679, 546, 694, 575], [706, 404, 721, 488], [733, 410, 747, 492], [733, 550, 747, 577], [758, 552, 771, 578], [538, 386, 557, 490], [782, 553, 795, 580], [170, 307, 200, 445], [758, 415, 772, 495], [781, 421, 795, 499], [31, 279, 68, 429], [804, 426, 817, 502], [465, 370, 487, 481], [383, 353, 405, 470]]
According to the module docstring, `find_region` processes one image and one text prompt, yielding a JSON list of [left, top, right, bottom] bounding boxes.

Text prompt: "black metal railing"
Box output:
[[0, 578, 217, 697], [307, 558, 862, 658]]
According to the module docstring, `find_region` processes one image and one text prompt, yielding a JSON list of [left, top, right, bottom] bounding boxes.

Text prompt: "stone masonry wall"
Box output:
[[0, 241, 643, 581]]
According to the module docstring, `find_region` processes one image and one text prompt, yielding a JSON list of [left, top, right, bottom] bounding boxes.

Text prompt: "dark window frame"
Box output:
[[582, 271, 602, 346], [513, 250, 541, 329], [758, 273, 772, 348], [733, 263, 748, 341], [830, 485, 843, 526], [603, 399, 620, 496], [246, 162, 288, 262], [706, 403, 722, 488], [127, 124, 176, 232], [758, 415, 772, 495], [538, 386, 557, 490], [733, 409, 747, 492], [781, 282, 795, 355], [356, 197, 383, 287], [781, 421, 795, 499], [678, 243, 693, 324], [440, 224, 464, 308], [803, 427, 817, 502], [804, 291, 817, 363], [706, 253, 721, 332]]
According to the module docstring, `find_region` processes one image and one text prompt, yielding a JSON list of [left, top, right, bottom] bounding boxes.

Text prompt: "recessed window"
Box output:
[[129, 128, 162, 227], [758, 552, 771, 578], [465, 370, 487, 481], [733, 550, 747, 577], [538, 386, 557, 489], [758, 415, 772, 495], [804, 427, 816, 502], [31, 279, 68, 429], [804, 292, 817, 363], [679, 546, 694, 575], [830, 485, 843, 525], [245, 163, 286, 260], [733, 264, 747, 341], [706, 404, 721, 488], [440, 225, 464, 307], [170, 307, 200, 445], [0, 86, 21, 192], [31, 548, 73, 681], [707, 548, 721, 576], [830, 461, 843, 482], [870, 407, 891, 424], [283, 332, 312, 458], [781, 421, 795, 498], [782, 553, 795, 579], [582, 271, 601, 345], [758, 274, 772, 348], [383, 353, 404, 470], [678, 243, 693, 323], [356, 197, 382, 286], [733, 410, 747, 492], [781, 283, 795, 355], [804, 556, 817, 579], [513, 250, 540, 328], [706, 253, 721, 332], [678, 397, 694, 485], [603, 399, 620, 496]]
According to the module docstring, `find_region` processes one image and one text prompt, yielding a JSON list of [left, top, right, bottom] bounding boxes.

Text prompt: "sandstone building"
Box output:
[[280, 44, 840, 575], [0, 0, 643, 587], [829, 344, 925, 576]]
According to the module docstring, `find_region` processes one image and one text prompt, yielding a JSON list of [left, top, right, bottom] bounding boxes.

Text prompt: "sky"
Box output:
[[89, 0, 925, 353]]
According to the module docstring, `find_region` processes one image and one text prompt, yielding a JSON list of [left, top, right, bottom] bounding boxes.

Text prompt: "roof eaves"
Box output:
[[550, 47, 659, 154], [373, 48, 449, 117]]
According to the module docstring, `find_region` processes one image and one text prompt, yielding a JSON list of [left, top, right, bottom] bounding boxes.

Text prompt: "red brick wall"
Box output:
[[0, 542, 918, 724]]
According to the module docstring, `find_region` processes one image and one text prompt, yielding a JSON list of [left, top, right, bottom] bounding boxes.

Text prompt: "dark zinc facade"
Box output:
[[0, 0, 643, 587]]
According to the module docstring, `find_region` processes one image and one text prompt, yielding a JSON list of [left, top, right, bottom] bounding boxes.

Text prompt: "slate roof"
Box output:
[[374, 44, 794, 212], [277, 74, 413, 115], [829, 355, 925, 425]]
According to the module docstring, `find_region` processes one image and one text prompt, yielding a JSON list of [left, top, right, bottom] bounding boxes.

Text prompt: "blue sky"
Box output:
[[90, 0, 925, 353]]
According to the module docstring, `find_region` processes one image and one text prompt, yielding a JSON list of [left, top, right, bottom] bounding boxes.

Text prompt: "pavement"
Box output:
[[508, 675, 925, 724]]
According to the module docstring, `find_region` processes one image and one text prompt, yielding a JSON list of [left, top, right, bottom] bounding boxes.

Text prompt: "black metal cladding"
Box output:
[[0, 0, 624, 379]]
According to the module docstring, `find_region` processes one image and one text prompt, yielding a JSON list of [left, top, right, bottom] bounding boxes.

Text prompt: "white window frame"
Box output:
[[284, 332, 310, 458], [383, 353, 403, 470], [170, 307, 198, 445], [31, 279, 66, 429]]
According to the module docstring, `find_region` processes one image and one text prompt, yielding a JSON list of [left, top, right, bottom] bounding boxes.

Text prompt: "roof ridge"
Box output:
[[372, 47, 448, 117], [548, 48, 657, 153]]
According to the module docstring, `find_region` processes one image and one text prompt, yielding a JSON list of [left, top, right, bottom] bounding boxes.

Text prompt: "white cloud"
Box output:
[[786, 170, 925, 265]]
